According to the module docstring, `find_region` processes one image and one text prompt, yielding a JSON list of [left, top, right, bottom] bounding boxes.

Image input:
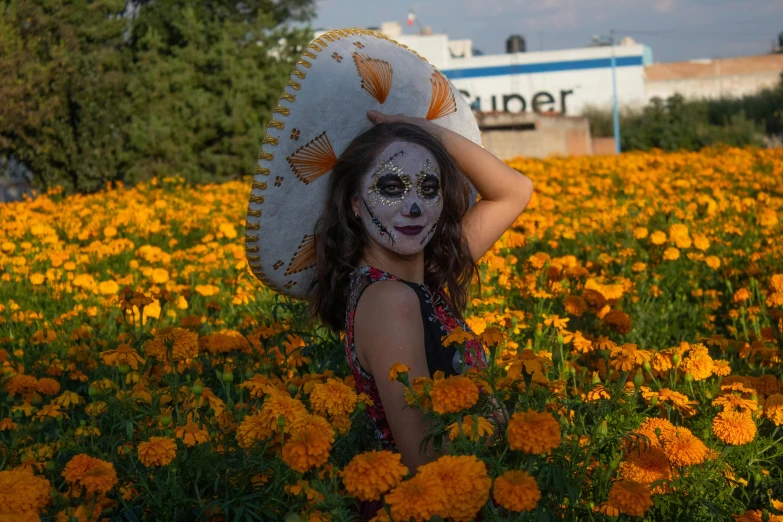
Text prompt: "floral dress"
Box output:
[[344, 265, 487, 452]]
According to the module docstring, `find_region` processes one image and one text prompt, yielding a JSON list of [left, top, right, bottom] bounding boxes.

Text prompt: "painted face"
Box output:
[[356, 142, 443, 256]]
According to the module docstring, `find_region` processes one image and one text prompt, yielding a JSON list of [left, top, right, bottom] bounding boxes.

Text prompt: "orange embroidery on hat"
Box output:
[[287, 131, 337, 184], [273, 260, 284, 270], [426, 71, 456, 120], [352, 53, 393, 104], [284, 280, 297, 289], [285, 235, 316, 276]]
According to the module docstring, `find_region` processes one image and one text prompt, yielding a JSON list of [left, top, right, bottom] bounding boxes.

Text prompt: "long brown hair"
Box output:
[[308, 122, 478, 332]]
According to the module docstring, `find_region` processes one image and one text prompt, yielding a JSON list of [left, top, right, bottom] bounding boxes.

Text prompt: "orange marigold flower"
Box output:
[[602, 310, 631, 335], [309, 378, 358, 418], [63, 454, 118, 497], [763, 393, 783, 426], [144, 327, 199, 362], [199, 330, 250, 355], [711, 359, 732, 376], [281, 414, 335, 473], [175, 421, 210, 446], [733, 509, 783, 522], [137, 437, 177, 467], [75, 426, 101, 437], [34, 403, 68, 422], [0, 467, 52, 521], [100, 343, 146, 370], [607, 480, 653, 517], [5, 374, 38, 397], [388, 362, 410, 382], [429, 375, 479, 414], [339, 450, 408, 501], [681, 350, 714, 381], [563, 295, 588, 317], [54, 390, 84, 408], [507, 410, 561, 454], [662, 432, 708, 467], [0, 418, 18, 431], [36, 377, 61, 396], [620, 446, 671, 493], [385, 474, 447, 522], [712, 393, 758, 414], [417, 455, 491, 522], [662, 247, 680, 261], [492, 470, 540, 512], [446, 415, 495, 441], [712, 411, 757, 445]]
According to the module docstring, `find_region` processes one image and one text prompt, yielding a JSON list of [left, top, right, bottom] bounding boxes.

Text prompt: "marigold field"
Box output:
[[1, 147, 782, 522]]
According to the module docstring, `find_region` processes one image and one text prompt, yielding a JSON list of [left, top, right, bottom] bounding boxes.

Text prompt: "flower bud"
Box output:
[[597, 420, 608, 437], [46, 460, 56, 471], [608, 455, 621, 472], [704, 389, 712, 399], [88, 384, 99, 397], [684, 372, 694, 383], [642, 360, 652, 373], [671, 353, 680, 366], [278, 414, 286, 428], [222, 371, 233, 384], [557, 333, 564, 345], [192, 381, 203, 395], [650, 395, 659, 407], [118, 363, 130, 375], [288, 384, 298, 396], [591, 372, 601, 385], [762, 510, 770, 522], [633, 369, 644, 388], [357, 401, 366, 412], [160, 414, 172, 426], [31, 394, 42, 406]]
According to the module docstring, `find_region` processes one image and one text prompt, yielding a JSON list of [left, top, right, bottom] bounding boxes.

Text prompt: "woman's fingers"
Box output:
[[367, 110, 409, 124]]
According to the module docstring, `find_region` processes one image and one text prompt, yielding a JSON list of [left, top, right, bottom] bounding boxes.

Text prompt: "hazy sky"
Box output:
[[313, 0, 783, 63]]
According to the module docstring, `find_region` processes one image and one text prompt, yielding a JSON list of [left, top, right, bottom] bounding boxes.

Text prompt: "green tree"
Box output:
[[0, 0, 314, 192]]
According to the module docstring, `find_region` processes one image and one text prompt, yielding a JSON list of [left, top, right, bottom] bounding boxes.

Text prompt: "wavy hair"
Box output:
[[307, 122, 478, 332]]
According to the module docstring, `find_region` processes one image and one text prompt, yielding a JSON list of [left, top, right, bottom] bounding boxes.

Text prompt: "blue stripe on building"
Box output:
[[441, 56, 644, 80]]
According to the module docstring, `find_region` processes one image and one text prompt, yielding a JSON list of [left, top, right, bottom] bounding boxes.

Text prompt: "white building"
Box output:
[[373, 22, 653, 115]]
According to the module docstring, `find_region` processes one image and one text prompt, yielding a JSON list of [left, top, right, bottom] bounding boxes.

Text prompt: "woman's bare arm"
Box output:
[[367, 110, 534, 262], [353, 280, 443, 473]]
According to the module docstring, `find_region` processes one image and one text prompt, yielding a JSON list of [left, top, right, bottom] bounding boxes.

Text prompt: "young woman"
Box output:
[[310, 109, 534, 475]]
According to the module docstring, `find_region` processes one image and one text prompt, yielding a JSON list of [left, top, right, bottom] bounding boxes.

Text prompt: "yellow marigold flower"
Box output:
[[100, 343, 146, 370], [137, 436, 177, 467], [74, 426, 101, 437], [175, 421, 210, 446], [98, 280, 119, 295], [607, 480, 653, 517], [507, 410, 561, 454], [388, 362, 410, 381], [620, 446, 671, 494], [151, 268, 170, 284], [733, 510, 783, 522], [54, 390, 84, 408], [429, 375, 479, 414], [650, 231, 667, 245], [0, 467, 52, 521], [85, 402, 108, 416], [281, 414, 335, 473], [339, 450, 408, 501], [632, 227, 648, 239], [194, 284, 220, 296], [0, 418, 18, 431], [712, 393, 758, 414], [236, 394, 306, 449], [693, 234, 710, 251], [310, 378, 358, 418], [705, 256, 721, 269], [492, 470, 541, 512], [417, 455, 491, 522], [404, 376, 433, 411], [681, 351, 713, 381], [63, 454, 118, 497], [662, 432, 708, 467], [763, 393, 783, 426], [144, 327, 199, 362], [632, 262, 647, 272], [446, 415, 495, 441], [663, 247, 680, 261], [34, 403, 68, 422], [30, 273, 46, 285], [36, 377, 61, 396], [441, 326, 476, 347], [307, 510, 330, 522], [712, 411, 757, 445], [385, 474, 447, 522]]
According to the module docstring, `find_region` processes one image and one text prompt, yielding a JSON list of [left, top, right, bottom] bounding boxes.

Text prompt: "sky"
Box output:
[[312, 0, 783, 63]]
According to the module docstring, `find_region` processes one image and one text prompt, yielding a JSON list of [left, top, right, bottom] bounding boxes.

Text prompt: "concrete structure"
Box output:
[[477, 112, 596, 159], [645, 54, 783, 101]]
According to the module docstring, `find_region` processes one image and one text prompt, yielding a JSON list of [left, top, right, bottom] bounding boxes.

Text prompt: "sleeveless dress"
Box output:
[[344, 265, 487, 452]]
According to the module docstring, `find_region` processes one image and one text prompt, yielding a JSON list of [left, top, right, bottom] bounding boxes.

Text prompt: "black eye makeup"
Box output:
[[368, 159, 411, 207], [377, 173, 412, 198], [416, 159, 442, 205]]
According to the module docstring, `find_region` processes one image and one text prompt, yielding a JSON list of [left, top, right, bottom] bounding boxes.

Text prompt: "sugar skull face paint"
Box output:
[[356, 141, 443, 256]]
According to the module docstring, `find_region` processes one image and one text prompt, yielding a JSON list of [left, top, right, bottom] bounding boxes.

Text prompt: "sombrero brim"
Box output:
[[245, 29, 482, 299]]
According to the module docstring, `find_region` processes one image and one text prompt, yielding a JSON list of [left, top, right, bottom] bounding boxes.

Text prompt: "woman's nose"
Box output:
[[409, 202, 422, 217]]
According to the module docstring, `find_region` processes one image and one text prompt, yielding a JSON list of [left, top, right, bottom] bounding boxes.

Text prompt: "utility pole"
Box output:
[[610, 29, 622, 154]]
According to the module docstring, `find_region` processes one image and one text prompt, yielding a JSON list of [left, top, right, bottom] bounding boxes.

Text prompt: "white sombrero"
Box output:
[[244, 28, 482, 299]]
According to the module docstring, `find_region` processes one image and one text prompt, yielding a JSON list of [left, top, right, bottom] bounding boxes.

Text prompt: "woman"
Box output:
[[309, 110, 534, 475]]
